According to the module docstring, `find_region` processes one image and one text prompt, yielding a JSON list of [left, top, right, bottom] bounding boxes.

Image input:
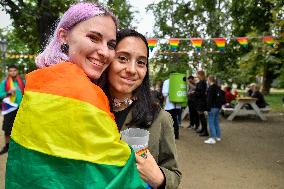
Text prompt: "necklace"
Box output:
[[112, 97, 137, 109]]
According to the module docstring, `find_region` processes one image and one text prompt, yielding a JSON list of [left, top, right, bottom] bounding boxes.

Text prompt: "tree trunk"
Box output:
[[262, 63, 272, 95]]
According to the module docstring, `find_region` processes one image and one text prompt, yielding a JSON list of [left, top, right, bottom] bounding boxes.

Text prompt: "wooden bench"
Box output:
[[222, 106, 270, 117]]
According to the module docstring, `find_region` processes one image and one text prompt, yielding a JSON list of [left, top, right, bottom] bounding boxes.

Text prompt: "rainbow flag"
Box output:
[[213, 38, 226, 52], [190, 38, 203, 52], [236, 37, 249, 48], [169, 38, 179, 51], [6, 62, 147, 189], [147, 38, 158, 51], [263, 36, 274, 47]]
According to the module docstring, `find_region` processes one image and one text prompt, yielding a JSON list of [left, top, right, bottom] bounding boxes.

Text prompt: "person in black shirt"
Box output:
[[194, 70, 209, 137], [204, 75, 222, 144], [252, 85, 267, 108]]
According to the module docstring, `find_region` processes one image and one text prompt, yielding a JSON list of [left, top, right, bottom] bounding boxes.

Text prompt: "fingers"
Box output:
[[135, 153, 145, 163]]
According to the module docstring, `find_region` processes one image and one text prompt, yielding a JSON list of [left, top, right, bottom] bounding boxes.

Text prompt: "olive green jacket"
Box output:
[[121, 109, 182, 189]]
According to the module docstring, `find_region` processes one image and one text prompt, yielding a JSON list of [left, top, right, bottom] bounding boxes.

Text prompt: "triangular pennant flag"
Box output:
[[147, 38, 158, 52], [236, 37, 249, 48], [213, 38, 226, 52], [263, 36, 274, 47], [190, 38, 203, 52], [169, 38, 179, 51]]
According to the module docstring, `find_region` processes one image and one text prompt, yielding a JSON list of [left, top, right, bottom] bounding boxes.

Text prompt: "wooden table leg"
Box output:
[[250, 102, 267, 121], [227, 102, 244, 121]]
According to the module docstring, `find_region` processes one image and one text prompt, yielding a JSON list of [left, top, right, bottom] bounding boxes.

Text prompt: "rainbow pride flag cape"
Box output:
[[6, 62, 147, 189], [169, 38, 180, 51], [213, 38, 226, 52], [190, 38, 203, 52], [236, 37, 249, 48], [147, 38, 158, 51], [263, 36, 274, 47]]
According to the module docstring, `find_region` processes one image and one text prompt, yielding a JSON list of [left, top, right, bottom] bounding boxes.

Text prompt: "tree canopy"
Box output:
[[147, 0, 284, 93], [0, 0, 134, 77]]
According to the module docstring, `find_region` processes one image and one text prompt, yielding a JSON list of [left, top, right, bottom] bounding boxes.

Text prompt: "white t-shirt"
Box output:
[[162, 79, 181, 110]]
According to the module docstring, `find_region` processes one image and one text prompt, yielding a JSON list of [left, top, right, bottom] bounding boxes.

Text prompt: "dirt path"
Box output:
[[1, 113, 284, 189]]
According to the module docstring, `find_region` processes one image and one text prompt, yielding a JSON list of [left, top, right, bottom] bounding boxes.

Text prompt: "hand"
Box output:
[[135, 151, 165, 189]]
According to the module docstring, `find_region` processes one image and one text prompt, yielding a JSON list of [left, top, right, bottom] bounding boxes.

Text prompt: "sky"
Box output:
[[0, 1, 156, 35]]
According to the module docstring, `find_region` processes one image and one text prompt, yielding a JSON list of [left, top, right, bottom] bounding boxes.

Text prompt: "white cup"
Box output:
[[120, 128, 149, 158]]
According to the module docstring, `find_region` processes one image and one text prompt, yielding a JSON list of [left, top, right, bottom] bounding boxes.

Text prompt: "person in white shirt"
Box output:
[[162, 78, 181, 139]]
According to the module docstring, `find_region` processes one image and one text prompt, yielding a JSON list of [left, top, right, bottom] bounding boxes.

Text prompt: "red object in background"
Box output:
[[224, 87, 236, 103]]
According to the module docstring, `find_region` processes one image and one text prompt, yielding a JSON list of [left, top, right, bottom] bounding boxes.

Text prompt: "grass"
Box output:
[[265, 92, 284, 113]]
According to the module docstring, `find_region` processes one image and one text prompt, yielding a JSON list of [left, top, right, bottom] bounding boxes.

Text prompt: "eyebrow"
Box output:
[[89, 31, 116, 43], [117, 51, 147, 59]]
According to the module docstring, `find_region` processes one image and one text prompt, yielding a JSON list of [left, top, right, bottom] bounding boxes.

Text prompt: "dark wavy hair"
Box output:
[[98, 29, 160, 128]]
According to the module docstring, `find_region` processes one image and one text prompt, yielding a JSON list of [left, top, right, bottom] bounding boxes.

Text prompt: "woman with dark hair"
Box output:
[[6, 3, 147, 188], [194, 70, 209, 136], [101, 29, 181, 189]]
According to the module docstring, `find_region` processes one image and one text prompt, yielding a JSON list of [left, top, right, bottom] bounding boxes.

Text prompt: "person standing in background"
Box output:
[[204, 75, 222, 144], [187, 75, 199, 129], [195, 70, 209, 137], [0, 65, 25, 155], [162, 77, 181, 139]]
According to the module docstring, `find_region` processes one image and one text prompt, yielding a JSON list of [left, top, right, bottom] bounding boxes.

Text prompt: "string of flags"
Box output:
[[147, 36, 276, 53], [5, 53, 35, 59]]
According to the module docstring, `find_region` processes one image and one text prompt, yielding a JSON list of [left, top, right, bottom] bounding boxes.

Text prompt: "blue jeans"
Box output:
[[208, 108, 221, 138]]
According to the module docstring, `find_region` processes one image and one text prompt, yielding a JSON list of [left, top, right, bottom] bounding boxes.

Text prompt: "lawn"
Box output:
[[265, 89, 284, 113]]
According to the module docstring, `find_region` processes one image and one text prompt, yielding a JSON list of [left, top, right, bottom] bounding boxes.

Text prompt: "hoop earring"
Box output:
[[60, 43, 69, 54]]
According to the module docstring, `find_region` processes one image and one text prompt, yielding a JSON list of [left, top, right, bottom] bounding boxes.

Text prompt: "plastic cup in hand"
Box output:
[[120, 128, 149, 158]]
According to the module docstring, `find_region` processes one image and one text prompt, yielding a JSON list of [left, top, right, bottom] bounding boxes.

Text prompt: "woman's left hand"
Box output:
[[135, 151, 165, 188]]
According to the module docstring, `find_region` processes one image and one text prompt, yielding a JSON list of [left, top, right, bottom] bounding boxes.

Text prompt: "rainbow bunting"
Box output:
[[213, 38, 226, 52], [236, 37, 249, 48], [263, 36, 274, 47], [190, 38, 203, 52], [5, 62, 148, 189], [169, 38, 180, 51], [147, 38, 158, 51]]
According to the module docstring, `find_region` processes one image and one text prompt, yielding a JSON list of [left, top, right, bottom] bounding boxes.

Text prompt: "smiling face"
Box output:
[[108, 37, 148, 98], [59, 16, 116, 79]]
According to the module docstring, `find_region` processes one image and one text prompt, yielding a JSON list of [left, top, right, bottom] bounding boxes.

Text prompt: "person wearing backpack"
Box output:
[[204, 75, 223, 144]]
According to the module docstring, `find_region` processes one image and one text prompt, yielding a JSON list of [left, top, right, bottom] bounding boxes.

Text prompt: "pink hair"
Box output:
[[36, 2, 118, 68]]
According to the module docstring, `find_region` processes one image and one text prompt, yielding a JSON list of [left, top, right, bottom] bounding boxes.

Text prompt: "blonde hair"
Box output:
[[197, 70, 206, 80], [208, 75, 216, 83]]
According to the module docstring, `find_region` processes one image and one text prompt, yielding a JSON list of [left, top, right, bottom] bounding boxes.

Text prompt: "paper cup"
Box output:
[[120, 128, 149, 158]]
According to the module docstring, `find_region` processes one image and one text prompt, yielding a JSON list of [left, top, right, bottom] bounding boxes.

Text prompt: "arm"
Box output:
[[0, 80, 8, 99], [135, 111, 181, 189], [207, 86, 213, 109], [158, 111, 182, 189], [162, 80, 169, 97], [195, 81, 207, 97]]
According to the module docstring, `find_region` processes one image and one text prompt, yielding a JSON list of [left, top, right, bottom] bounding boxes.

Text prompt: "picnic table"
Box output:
[[226, 97, 267, 121]]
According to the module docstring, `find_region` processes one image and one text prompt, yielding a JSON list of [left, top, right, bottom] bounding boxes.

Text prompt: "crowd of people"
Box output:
[[184, 72, 222, 144]]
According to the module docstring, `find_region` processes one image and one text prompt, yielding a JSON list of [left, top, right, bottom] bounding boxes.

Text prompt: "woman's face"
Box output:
[[108, 37, 148, 97], [64, 16, 116, 79]]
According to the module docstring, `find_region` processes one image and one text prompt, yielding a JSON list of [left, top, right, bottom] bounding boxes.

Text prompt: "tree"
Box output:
[[148, 0, 284, 93], [0, 0, 75, 52], [0, 0, 135, 73], [107, 0, 135, 29]]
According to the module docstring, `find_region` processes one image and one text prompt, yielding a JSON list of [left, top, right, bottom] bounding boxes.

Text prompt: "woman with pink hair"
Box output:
[[6, 2, 148, 189]]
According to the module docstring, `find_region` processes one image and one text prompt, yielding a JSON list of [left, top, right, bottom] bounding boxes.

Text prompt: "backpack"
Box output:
[[215, 88, 226, 107]]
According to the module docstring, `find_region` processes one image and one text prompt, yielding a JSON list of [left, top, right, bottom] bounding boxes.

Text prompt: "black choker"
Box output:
[[112, 97, 137, 109]]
